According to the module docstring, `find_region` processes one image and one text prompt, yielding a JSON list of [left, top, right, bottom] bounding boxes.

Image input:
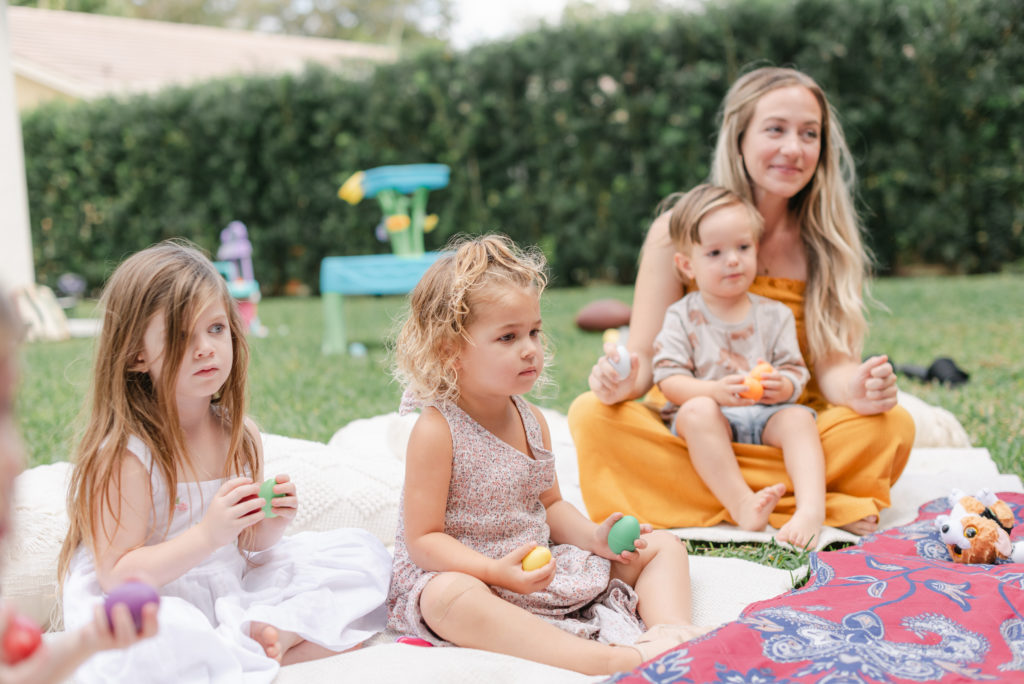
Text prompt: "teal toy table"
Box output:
[[320, 252, 443, 354]]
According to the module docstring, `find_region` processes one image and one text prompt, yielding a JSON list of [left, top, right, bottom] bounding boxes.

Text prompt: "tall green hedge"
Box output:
[[21, 0, 1024, 292]]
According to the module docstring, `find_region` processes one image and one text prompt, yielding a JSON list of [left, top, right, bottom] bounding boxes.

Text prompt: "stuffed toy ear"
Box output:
[[993, 529, 1012, 559]]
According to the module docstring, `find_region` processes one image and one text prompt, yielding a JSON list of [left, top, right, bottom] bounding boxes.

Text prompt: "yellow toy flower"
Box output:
[[338, 171, 365, 204], [386, 214, 411, 232], [423, 214, 439, 233]]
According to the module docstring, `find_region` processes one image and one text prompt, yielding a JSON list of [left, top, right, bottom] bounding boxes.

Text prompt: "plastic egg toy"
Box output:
[[751, 361, 775, 379], [1, 613, 42, 665], [739, 376, 764, 401], [608, 515, 642, 554], [521, 546, 552, 571], [396, 635, 434, 647], [260, 477, 285, 518], [104, 581, 160, 633], [609, 344, 631, 379]]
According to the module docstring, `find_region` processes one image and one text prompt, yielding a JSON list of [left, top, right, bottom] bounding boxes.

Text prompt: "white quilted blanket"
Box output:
[[2, 393, 1019, 684]]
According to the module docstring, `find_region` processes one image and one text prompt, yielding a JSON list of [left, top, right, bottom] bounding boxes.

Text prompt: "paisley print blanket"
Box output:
[[608, 493, 1024, 684]]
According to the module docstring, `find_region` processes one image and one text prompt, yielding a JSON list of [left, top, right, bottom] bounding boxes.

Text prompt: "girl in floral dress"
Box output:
[[388, 234, 706, 675]]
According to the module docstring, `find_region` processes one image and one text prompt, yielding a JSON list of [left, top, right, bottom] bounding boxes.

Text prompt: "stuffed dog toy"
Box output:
[[936, 489, 1024, 564]]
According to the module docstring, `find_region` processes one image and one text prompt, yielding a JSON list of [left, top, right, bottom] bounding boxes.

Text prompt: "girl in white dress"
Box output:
[[58, 241, 391, 683], [388, 235, 706, 676]]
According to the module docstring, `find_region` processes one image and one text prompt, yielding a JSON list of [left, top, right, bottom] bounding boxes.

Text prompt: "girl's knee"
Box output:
[[644, 530, 688, 560], [419, 572, 488, 626]]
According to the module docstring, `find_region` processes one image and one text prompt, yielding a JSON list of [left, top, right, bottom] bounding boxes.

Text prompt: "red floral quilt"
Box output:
[[606, 493, 1024, 683]]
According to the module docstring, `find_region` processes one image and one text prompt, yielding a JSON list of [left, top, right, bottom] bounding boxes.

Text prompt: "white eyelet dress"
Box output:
[[63, 436, 392, 683]]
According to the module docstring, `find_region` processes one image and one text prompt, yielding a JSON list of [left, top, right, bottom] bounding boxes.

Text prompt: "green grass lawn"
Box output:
[[15, 273, 1023, 571], [17, 274, 1024, 479]]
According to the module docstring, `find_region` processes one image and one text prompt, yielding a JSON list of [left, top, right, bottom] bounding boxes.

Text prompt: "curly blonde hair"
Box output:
[[58, 240, 260, 582], [710, 66, 870, 363], [393, 234, 550, 405]]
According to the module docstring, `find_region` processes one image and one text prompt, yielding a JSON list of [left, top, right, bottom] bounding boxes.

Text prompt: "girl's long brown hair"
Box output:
[[58, 241, 259, 581]]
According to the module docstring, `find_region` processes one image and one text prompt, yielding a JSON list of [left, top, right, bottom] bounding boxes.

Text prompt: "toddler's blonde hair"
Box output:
[[394, 234, 549, 405], [667, 184, 764, 254]]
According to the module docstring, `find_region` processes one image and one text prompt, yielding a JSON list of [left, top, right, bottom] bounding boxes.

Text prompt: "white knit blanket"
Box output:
[[2, 392, 1019, 683]]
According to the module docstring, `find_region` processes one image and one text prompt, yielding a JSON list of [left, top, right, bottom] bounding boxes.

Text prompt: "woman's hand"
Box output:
[[592, 513, 653, 564], [846, 355, 898, 415], [196, 477, 263, 549], [588, 342, 638, 405], [490, 544, 556, 595]]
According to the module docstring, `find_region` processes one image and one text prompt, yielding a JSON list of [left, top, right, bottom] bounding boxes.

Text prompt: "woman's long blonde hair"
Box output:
[[393, 234, 549, 406], [710, 66, 869, 362], [58, 241, 259, 581]]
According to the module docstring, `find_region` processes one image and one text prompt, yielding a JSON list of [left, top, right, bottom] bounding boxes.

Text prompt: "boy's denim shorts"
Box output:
[[672, 403, 817, 445]]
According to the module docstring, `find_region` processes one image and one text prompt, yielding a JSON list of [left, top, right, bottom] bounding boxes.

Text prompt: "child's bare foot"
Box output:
[[776, 509, 824, 548], [732, 483, 785, 531], [839, 515, 878, 536], [250, 622, 304, 663]]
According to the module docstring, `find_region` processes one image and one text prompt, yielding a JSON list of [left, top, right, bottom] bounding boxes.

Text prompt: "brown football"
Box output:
[[575, 299, 632, 332]]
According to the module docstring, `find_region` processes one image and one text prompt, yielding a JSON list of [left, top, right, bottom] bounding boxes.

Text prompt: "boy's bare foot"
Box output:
[[732, 483, 785, 531], [776, 509, 824, 549], [839, 515, 878, 536]]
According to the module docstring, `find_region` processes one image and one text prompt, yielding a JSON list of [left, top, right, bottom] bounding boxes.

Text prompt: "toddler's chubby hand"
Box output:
[[198, 477, 264, 548], [714, 374, 756, 407], [594, 513, 653, 563], [493, 543, 556, 595]]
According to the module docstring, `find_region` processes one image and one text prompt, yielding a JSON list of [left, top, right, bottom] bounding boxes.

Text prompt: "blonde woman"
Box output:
[[569, 67, 914, 536]]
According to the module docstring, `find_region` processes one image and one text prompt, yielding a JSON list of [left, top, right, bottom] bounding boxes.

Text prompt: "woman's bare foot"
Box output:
[[250, 622, 303, 663], [776, 508, 824, 548], [839, 515, 878, 536], [732, 483, 785, 531]]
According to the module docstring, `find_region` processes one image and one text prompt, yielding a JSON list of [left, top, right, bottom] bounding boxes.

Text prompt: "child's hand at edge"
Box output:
[[197, 477, 263, 549], [491, 543, 556, 595], [82, 601, 159, 652], [0, 601, 157, 684], [592, 513, 655, 564]]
